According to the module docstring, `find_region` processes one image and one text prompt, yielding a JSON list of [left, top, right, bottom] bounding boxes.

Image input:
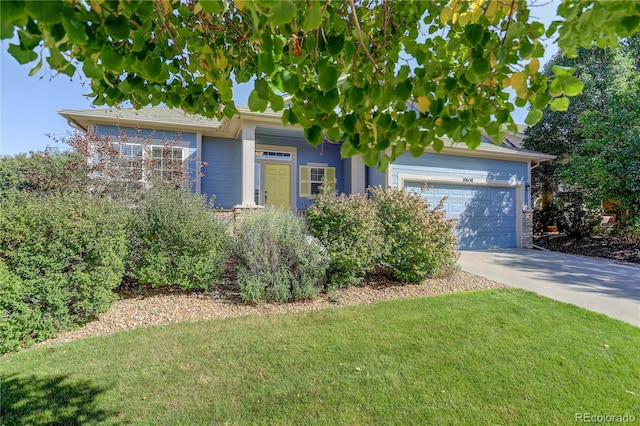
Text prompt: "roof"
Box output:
[[58, 106, 554, 162]]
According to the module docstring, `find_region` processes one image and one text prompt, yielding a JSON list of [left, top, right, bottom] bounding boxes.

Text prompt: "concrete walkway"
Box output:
[[459, 249, 640, 327]]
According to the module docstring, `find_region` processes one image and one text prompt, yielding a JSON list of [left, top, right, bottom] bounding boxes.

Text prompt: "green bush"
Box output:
[[0, 193, 129, 352], [128, 187, 229, 290], [371, 187, 458, 282], [234, 208, 328, 303], [306, 187, 386, 288]]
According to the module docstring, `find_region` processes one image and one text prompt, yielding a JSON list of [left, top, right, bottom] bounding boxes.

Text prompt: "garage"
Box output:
[[404, 181, 518, 250]]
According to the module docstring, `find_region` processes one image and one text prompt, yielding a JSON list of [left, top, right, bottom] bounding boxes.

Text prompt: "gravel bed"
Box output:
[[38, 270, 504, 348]]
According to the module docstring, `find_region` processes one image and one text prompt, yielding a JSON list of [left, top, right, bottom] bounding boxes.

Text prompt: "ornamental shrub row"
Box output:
[[307, 186, 458, 287], [0, 188, 231, 353]]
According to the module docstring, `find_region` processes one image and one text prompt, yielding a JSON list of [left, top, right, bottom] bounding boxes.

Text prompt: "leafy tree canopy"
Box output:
[[3, 0, 640, 168], [524, 36, 640, 216]]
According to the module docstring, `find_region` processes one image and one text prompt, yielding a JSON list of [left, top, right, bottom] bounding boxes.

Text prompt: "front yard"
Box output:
[[2, 288, 639, 425]]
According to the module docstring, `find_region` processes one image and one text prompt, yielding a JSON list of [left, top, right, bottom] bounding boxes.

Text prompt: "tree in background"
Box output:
[[524, 36, 640, 236], [3, 0, 640, 169]]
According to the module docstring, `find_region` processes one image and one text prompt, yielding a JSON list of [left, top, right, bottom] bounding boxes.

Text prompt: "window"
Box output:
[[299, 165, 335, 197], [151, 146, 183, 182], [111, 142, 183, 185], [255, 150, 292, 161]]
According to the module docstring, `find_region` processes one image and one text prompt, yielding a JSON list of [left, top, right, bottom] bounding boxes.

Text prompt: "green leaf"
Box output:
[[82, 60, 103, 79], [304, 125, 324, 146], [100, 47, 123, 72], [104, 15, 130, 40], [28, 59, 42, 76], [62, 7, 88, 44], [326, 34, 345, 57], [552, 65, 574, 77], [525, 109, 543, 126], [340, 140, 359, 157], [548, 77, 563, 97], [392, 139, 406, 158], [2, 0, 25, 22], [531, 93, 552, 110], [316, 89, 339, 113], [270, 0, 297, 27], [432, 138, 444, 153], [395, 80, 412, 102], [199, 0, 222, 14], [7, 43, 37, 64], [463, 24, 484, 47], [409, 143, 424, 158], [316, 59, 339, 93], [326, 126, 342, 141], [465, 129, 482, 149], [280, 70, 300, 94], [362, 148, 379, 167], [270, 94, 285, 111], [550, 96, 570, 111], [24, 0, 62, 23], [248, 89, 268, 112], [258, 52, 275, 76], [255, 79, 270, 99], [563, 76, 584, 96], [303, 2, 323, 32], [619, 15, 640, 36], [377, 155, 390, 172]]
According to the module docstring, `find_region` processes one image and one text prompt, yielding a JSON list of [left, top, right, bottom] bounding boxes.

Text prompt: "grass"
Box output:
[[1, 288, 639, 425]]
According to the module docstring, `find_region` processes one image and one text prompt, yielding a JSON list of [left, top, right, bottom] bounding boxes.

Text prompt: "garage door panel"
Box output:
[[406, 182, 517, 249]]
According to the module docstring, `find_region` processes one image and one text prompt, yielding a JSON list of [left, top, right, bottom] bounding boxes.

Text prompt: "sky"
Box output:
[[0, 1, 560, 156]]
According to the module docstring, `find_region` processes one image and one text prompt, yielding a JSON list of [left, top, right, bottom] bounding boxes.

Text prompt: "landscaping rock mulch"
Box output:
[[37, 270, 504, 348], [535, 234, 640, 266]]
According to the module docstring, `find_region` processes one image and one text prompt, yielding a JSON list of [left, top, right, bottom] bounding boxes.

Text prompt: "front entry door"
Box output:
[[265, 163, 291, 208]]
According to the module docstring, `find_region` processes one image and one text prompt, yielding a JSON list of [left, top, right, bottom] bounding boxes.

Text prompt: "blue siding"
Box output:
[[256, 130, 344, 210], [342, 157, 352, 195], [201, 136, 242, 208], [366, 166, 386, 188]]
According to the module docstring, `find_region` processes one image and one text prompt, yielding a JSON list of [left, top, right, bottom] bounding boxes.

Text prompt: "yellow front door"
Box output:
[[265, 163, 291, 208]]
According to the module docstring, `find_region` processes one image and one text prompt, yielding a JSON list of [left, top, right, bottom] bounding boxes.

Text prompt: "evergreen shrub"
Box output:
[[306, 187, 386, 288], [371, 187, 459, 282], [128, 187, 230, 290], [234, 208, 328, 302], [0, 193, 129, 352]]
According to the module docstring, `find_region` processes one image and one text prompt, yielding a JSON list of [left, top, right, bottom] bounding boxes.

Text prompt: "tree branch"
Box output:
[[348, 0, 379, 74]]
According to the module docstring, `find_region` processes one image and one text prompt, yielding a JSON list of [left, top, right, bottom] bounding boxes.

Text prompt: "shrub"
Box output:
[[306, 186, 386, 288], [371, 187, 459, 282], [553, 191, 601, 237], [0, 193, 129, 352], [128, 187, 229, 290], [234, 208, 328, 303]]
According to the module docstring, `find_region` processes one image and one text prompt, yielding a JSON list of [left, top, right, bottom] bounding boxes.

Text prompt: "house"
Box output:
[[58, 106, 554, 250]]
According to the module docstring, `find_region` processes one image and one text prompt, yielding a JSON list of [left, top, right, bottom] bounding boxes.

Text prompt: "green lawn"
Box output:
[[1, 288, 639, 425]]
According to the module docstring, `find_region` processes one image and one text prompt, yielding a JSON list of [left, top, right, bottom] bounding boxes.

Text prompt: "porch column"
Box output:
[[350, 154, 366, 194], [240, 124, 256, 206]]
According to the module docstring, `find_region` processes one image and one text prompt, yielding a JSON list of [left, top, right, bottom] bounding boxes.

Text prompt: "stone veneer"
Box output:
[[522, 209, 533, 248]]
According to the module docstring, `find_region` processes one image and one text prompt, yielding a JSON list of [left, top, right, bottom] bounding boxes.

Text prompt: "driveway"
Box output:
[[459, 249, 640, 327]]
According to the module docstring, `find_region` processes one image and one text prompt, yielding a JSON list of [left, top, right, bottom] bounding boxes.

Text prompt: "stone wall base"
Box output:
[[522, 209, 533, 248]]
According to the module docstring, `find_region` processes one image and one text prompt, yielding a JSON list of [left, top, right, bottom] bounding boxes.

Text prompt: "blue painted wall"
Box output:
[[200, 136, 242, 208], [366, 166, 386, 188]]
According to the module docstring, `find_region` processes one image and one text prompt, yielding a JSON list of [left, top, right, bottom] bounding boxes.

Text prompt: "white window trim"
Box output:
[[113, 140, 187, 185], [397, 173, 524, 248]]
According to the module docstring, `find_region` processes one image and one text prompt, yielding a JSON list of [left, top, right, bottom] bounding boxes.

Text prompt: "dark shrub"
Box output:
[[306, 186, 386, 288], [128, 187, 229, 290], [0, 193, 129, 352], [371, 187, 459, 282], [234, 208, 328, 303]]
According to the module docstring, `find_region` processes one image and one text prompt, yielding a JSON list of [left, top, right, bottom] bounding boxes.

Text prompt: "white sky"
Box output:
[[0, 1, 559, 156]]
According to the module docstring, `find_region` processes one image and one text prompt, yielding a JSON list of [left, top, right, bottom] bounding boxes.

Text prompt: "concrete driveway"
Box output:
[[459, 249, 640, 327]]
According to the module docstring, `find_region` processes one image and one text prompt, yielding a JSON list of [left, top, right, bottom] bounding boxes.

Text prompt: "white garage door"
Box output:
[[405, 182, 517, 249]]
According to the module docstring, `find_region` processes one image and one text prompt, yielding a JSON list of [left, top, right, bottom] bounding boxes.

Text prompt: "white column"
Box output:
[[350, 154, 366, 194], [195, 131, 202, 194], [240, 124, 256, 206]]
